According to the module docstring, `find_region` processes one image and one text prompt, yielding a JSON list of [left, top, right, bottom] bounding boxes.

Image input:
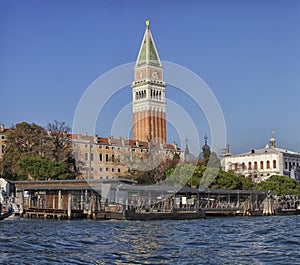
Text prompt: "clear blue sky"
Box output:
[[1, 0, 300, 155]]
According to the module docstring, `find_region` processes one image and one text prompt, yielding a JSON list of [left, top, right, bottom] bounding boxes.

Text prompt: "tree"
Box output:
[[46, 120, 77, 179], [2, 122, 50, 179], [165, 163, 197, 187], [46, 120, 71, 162], [16, 157, 68, 180], [256, 175, 300, 196], [209, 170, 253, 190], [2, 121, 77, 180]]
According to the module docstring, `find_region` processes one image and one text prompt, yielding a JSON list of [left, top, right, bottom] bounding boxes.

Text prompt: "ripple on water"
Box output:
[[0, 216, 299, 264]]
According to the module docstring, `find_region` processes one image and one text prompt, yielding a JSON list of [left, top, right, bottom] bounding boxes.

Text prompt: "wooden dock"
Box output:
[[23, 208, 86, 220], [11, 179, 300, 220]]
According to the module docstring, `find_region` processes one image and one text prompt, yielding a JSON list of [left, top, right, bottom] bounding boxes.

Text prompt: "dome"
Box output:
[[202, 134, 210, 152], [202, 143, 210, 151]]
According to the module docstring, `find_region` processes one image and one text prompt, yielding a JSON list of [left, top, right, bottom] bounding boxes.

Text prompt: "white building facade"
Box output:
[[222, 134, 300, 183]]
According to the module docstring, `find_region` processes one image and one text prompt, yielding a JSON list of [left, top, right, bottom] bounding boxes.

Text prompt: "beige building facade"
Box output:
[[72, 134, 180, 179]]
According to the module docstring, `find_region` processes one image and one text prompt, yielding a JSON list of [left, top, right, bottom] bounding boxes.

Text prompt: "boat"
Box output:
[[0, 209, 13, 221], [0, 203, 19, 221]]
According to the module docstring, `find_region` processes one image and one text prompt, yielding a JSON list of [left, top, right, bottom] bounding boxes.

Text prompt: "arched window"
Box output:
[[242, 162, 245, 170], [260, 161, 264, 169], [159, 91, 161, 100], [234, 163, 238, 171], [266, 160, 270, 169], [273, 160, 277, 169], [248, 162, 252, 170], [135, 92, 138, 100], [254, 161, 257, 170]]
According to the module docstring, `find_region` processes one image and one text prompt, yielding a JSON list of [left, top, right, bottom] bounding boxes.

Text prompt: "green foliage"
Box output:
[[165, 163, 197, 187], [210, 170, 253, 190], [2, 121, 77, 180], [2, 122, 47, 178], [256, 175, 300, 195], [16, 157, 68, 180]]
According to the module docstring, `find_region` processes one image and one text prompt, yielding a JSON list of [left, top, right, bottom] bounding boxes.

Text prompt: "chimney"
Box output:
[[94, 135, 98, 143], [136, 140, 139, 147], [0, 124, 4, 132]]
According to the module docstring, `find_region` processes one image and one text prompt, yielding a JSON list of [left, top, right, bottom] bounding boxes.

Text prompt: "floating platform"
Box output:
[[95, 209, 205, 221], [23, 208, 86, 220]]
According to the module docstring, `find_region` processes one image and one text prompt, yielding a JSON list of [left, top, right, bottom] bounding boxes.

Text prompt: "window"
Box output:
[[235, 163, 238, 171], [112, 154, 115, 162], [118, 155, 121, 162], [285, 161, 288, 170], [99, 145, 102, 149], [1, 135, 5, 140], [99, 168, 102, 172], [266, 160, 270, 169], [254, 161, 257, 170], [91, 145, 93, 148], [85, 144, 88, 148], [248, 162, 252, 170], [106, 168, 109, 172], [90, 153, 94, 161], [112, 168, 115, 173], [105, 154, 109, 162], [91, 167, 94, 171], [118, 168, 121, 173], [105, 146, 109, 150], [99, 154, 103, 162], [260, 161, 264, 169], [85, 153, 88, 161], [242, 163, 245, 170]]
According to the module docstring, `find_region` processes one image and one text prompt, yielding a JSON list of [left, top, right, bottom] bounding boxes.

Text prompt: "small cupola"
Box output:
[[269, 130, 276, 148]]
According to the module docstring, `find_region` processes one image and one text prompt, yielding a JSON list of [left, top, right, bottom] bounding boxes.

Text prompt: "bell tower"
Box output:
[[132, 20, 166, 144]]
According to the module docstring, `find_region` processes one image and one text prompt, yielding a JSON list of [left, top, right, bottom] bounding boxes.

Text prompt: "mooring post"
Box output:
[[53, 193, 55, 209], [67, 192, 72, 219], [19, 190, 24, 216], [58, 190, 62, 209]]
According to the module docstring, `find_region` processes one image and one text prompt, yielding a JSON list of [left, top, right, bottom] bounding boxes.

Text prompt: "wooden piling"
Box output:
[[67, 192, 72, 219]]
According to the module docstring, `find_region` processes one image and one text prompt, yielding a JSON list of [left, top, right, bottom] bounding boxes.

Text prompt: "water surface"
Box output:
[[0, 216, 299, 264]]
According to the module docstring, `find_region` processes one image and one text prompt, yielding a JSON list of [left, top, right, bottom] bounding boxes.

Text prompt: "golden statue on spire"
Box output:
[[146, 20, 150, 27]]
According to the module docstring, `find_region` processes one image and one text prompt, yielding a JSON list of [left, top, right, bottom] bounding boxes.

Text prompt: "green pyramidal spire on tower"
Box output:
[[136, 20, 162, 67]]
